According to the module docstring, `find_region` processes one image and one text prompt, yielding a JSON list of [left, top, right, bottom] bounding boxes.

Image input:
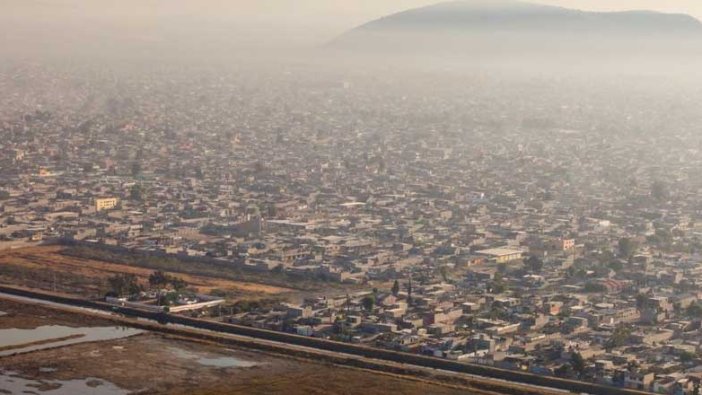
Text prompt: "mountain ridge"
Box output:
[[331, 1, 702, 55]]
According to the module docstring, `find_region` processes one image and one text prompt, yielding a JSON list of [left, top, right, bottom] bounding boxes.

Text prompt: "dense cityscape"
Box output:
[[2, 56, 702, 394]]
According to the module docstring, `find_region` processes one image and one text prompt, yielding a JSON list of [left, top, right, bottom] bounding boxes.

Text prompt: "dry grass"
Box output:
[[0, 246, 291, 297]]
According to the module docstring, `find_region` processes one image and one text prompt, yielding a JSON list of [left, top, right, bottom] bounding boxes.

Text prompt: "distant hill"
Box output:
[[331, 0, 702, 57]]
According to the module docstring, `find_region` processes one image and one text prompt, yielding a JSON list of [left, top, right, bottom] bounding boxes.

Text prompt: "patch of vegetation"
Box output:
[[583, 282, 607, 293]]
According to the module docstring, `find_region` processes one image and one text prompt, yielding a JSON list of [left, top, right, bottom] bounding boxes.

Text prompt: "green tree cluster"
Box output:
[[525, 255, 544, 273], [606, 324, 632, 349], [107, 273, 141, 297], [391, 280, 400, 297], [148, 270, 188, 291], [618, 238, 637, 259], [362, 295, 376, 312]]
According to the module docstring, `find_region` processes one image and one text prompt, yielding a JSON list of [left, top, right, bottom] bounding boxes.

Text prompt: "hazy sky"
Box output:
[[165, 1, 702, 41], [234, 0, 702, 21], [211, 1, 702, 48], [6, 0, 702, 47]]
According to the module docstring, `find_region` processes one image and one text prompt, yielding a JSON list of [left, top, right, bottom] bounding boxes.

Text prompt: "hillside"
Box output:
[[332, 0, 702, 56]]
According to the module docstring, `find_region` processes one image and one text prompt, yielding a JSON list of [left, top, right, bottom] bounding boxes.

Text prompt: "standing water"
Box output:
[[0, 371, 130, 395], [0, 325, 143, 357]]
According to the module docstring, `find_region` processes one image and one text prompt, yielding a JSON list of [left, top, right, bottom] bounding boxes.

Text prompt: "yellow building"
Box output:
[[476, 247, 524, 264], [95, 197, 119, 212], [560, 238, 576, 250]]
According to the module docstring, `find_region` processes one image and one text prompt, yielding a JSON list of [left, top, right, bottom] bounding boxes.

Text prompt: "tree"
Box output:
[[107, 273, 141, 297], [497, 262, 508, 274], [606, 324, 632, 349], [377, 156, 386, 173], [648, 228, 673, 250], [571, 352, 586, 377], [148, 270, 188, 292], [148, 270, 169, 289], [608, 260, 624, 272], [439, 266, 450, 282], [557, 308, 572, 319], [687, 302, 702, 318], [490, 280, 506, 294], [618, 238, 637, 259], [130, 184, 145, 201], [525, 255, 544, 273], [583, 282, 607, 293], [555, 363, 573, 378], [131, 162, 142, 177], [680, 351, 696, 363], [361, 295, 376, 312], [391, 280, 400, 297], [651, 180, 668, 201], [489, 306, 507, 320], [266, 203, 278, 218], [171, 277, 188, 291]]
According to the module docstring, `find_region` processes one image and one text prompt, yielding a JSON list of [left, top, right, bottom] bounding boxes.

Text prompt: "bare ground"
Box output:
[[0, 298, 495, 395], [0, 246, 291, 299]]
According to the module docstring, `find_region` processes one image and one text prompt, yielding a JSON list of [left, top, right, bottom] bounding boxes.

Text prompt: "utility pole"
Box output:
[[345, 293, 350, 317], [407, 269, 413, 307]]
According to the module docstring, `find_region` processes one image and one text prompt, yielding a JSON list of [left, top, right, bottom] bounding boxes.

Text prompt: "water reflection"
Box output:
[[0, 326, 143, 357], [0, 371, 130, 395], [168, 347, 259, 368]]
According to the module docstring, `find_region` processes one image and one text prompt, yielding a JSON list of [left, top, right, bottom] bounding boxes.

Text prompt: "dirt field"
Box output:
[[0, 246, 291, 299], [2, 335, 486, 395], [0, 298, 493, 395], [0, 297, 115, 329]]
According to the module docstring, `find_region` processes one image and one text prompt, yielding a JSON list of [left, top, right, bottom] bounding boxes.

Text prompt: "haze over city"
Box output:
[[2, 1, 702, 395]]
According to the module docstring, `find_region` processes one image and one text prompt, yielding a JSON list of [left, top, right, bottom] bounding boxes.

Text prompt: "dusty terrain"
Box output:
[[2, 334, 483, 395], [0, 246, 291, 299], [0, 297, 115, 329], [0, 298, 490, 395]]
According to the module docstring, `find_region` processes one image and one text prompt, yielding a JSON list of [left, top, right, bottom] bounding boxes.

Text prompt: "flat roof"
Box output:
[[476, 248, 524, 257]]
